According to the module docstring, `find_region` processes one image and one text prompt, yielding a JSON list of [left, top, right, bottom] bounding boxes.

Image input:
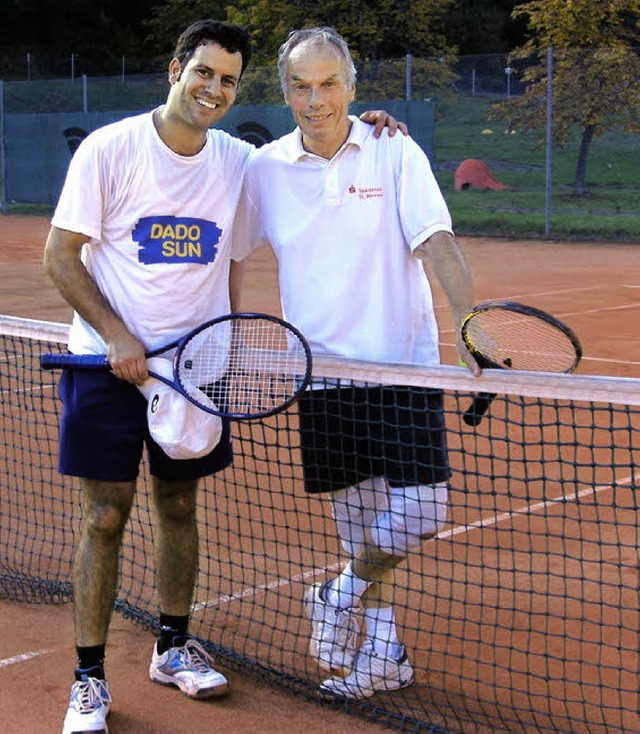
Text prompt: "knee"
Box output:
[[84, 502, 129, 539], [370, 482, 449, 555], [154, 480, 198, 521], [331, 477, 388, 556], [81, 481, 133, 539]]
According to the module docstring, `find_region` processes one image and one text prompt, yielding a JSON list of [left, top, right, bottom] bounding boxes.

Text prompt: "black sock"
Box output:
[[157, 613, 189, 654], [75, 645, 106, 680]]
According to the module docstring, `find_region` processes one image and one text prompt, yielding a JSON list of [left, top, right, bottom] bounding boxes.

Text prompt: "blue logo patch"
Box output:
[[134, 216, 222, 265]]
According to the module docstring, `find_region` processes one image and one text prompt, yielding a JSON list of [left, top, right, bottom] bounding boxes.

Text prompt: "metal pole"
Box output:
[[71, 54, 75, 83], [27, 53, 32, 81], [0, 80, 7, 212], [122, 55, 125, 84], [83, 74, 88, 113], [405, 53, 412, 101], [472, 68, 476, 96], [505, 66, 513, 97], [545, 47, 554, 237]]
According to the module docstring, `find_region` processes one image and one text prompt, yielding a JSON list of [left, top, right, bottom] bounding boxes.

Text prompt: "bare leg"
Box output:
[[362, 570, 395, 609], [73, 479, 135, 646], [352, 542, 404, 584], [152, 477, 199, 616]]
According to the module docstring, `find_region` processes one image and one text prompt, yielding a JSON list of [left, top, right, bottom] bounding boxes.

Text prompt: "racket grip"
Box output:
[[463, 392, 497, 427], [40, 353, 110, 370]]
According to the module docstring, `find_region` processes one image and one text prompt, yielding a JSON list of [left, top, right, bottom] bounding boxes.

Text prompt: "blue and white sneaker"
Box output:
[[149, 638, 228, 699], [62, 675, 111, 734]]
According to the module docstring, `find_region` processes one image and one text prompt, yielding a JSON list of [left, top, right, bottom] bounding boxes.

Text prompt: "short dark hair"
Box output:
[[173, 19, 252, 77]]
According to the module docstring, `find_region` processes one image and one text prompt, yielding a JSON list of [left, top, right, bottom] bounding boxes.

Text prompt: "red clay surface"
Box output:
[[1, 214, 638, 734]]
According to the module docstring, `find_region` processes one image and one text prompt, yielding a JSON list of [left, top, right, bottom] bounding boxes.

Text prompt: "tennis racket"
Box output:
[[461, 300, 582, 427], [40, 312, 312, 420]]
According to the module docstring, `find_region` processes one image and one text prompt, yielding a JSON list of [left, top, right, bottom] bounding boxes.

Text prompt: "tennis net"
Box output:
[[1, 314, 637, 734]]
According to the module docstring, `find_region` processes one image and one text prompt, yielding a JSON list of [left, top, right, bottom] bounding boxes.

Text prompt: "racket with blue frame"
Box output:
[[40, 312, 312, 420]]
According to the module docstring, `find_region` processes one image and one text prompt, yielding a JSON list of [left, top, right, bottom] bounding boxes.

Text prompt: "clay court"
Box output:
[[0, 214, 638, 733]]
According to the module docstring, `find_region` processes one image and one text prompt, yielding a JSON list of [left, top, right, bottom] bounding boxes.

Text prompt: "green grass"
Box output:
[[432, 94, 640, 241]]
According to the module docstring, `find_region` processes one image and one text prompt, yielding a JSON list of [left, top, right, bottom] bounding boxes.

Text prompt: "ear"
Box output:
[[348, 82, 356, 103], [168, 58, 181, 84]]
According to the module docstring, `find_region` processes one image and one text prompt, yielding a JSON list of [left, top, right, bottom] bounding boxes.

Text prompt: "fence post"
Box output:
[[82, 74, 88, 113], [545, 47, 554, 237], [405, 53, 412, 101], [0, 80, 6, 212]]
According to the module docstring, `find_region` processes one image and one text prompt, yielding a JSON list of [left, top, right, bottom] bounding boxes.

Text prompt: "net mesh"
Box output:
[[1, 314, 637, 734]]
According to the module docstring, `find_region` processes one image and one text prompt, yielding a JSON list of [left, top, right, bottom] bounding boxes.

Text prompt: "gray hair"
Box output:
[[277, 27, 357, 94]]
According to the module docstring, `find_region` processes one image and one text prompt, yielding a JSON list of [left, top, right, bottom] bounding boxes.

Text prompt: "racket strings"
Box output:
[[466, 312, 579, 372], [177, 318, 308, 416]]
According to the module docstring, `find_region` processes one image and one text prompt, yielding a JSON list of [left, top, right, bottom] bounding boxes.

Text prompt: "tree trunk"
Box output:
[[574, 125, 595, 195]]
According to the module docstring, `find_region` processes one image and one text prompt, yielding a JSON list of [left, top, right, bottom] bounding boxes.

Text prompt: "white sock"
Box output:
[[364, 605, 402, 659], [325, 562, 371, 609]]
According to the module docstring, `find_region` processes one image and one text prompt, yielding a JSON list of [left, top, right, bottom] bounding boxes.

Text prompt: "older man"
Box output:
[[233, 27, 480, 700]]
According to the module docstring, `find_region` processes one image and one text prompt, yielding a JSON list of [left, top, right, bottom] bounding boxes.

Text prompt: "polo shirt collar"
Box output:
[[284, 115, 366, 163]]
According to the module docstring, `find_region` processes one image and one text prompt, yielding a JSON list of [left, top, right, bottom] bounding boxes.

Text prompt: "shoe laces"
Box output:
[[178, 639, 216, 673], [71, 678, 111, 713]]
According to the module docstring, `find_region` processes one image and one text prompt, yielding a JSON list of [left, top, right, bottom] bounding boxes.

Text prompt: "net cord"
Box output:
[[5, 314, 639, 407]]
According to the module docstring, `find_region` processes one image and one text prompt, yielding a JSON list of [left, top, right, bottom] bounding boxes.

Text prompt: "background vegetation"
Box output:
[[1, 0, 638, 241]]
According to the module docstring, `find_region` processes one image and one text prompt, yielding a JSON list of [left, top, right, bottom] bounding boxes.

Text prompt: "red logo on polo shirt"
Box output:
[[348, 185, 356, 193]]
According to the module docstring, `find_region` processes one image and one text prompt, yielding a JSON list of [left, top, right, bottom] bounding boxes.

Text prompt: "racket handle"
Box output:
[[463, 392, 497, 427], [40, 353, 110, 370]]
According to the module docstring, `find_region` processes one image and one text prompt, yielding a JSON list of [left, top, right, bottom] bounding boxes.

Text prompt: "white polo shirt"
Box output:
[[233, 116, 453, 366]]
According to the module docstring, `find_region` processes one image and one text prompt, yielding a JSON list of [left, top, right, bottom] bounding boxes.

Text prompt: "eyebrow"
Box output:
[[193, 63, 240, 83], [290, 72, 342, 82]]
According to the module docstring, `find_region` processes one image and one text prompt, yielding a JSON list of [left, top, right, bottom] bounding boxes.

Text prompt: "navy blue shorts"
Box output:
[[58, 368, 233, 482], [298, 385, 451, 494]]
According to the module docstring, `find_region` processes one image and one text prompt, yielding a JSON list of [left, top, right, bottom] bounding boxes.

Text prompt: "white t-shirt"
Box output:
[[233, 116, 453, 366], [52, 110, 254, 354]]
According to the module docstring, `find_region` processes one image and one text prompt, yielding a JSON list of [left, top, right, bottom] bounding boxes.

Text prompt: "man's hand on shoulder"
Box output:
[[359, 110, 409, 138]]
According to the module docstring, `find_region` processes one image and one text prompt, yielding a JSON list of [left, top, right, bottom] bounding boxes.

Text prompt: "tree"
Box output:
[[145, 0, 230, 61], [443, 0, 525, 54], [225, 0, 459, 102], [227, 0, 457, 63], [491, 0, 640, 194]]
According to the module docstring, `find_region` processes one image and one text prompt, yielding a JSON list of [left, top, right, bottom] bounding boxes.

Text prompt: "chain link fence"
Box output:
[[1, 49, 638, 241]]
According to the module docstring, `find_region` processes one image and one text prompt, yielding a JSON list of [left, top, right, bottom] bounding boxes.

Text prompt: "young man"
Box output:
[[45, 18, 405, 733], [232, 27, 481, 701], [45, 20, 254, 734]]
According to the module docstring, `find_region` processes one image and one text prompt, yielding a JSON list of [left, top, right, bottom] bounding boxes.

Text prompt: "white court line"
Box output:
[[193, 474, 635, 612], [192, 563, 342, 613], [437, 474, 635, 540], [439, 337, 640, 365], [439, 340, 640, 367], [0, 648, 54, 669], [434, 284, 639, 312], [440, 301, 640, 334]]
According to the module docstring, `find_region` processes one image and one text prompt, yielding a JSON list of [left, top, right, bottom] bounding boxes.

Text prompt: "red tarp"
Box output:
[[454, 159, 511, 191]]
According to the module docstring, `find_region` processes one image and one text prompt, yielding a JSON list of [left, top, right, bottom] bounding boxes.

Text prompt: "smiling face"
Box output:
[[284, 40, 356, 159], [165, 41, 243, 133]]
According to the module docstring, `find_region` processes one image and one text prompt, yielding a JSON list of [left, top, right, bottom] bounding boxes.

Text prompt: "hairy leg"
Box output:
[[73, 478, 135, 646], [152, 477, 199, 616]]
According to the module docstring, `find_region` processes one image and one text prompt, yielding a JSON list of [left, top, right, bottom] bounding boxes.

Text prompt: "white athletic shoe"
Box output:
[[62, 676, 111, 734], [304, 581, 360, 674], [319, 642, 414, 700], [149, 638, 229, 699]]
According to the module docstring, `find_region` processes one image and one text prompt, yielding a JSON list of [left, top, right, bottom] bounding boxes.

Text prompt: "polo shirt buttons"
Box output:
[[324, 162, 341, 204]]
